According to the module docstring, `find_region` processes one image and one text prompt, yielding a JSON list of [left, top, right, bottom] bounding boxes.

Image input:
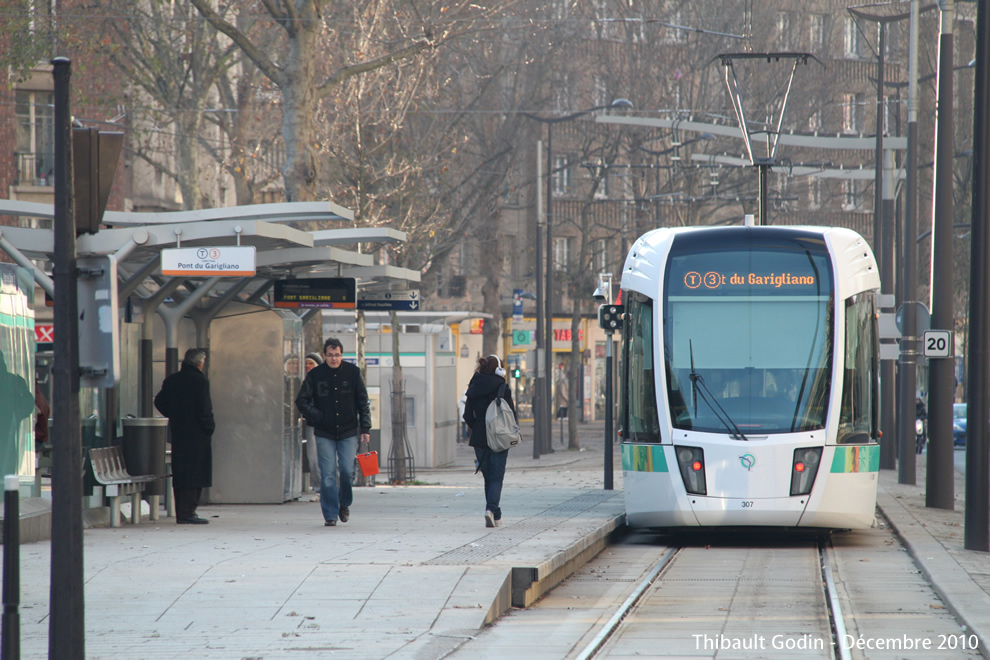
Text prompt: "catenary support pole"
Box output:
[[964, 0, 990, 551], [544, 128, 555, 455], [927, 0, 955, 510], [899, 0, 922, 485], [534, 141, 545, 459]]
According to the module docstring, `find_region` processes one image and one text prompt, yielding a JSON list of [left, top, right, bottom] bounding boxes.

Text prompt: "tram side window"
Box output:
[[621, 293, 661, 442], [838, 293, 879, 444]]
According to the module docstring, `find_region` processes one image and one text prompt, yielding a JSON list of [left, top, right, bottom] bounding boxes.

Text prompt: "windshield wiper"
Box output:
[[688, 340, 749, 441]]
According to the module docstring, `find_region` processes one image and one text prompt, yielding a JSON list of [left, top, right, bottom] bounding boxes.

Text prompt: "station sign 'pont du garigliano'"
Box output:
[[161, 246, 257, 277]]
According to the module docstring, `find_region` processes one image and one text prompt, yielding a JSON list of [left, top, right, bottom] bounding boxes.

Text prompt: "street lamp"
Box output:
[[524, 97, 633, 456]]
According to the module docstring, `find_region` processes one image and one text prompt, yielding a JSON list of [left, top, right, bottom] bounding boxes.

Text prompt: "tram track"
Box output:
[[449, 523, 981, 659], [575, 534, 853, 660]]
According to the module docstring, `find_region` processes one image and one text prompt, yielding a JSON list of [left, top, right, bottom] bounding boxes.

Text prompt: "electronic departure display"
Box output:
[[274, 278, 356, 309]]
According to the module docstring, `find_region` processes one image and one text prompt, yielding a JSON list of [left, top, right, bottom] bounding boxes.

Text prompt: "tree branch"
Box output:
[[189, 0, 286, 87]]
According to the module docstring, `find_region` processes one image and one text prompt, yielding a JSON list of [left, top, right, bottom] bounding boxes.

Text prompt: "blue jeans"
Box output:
[[315, 434, 358, 522], [474, 447, 508, 520]]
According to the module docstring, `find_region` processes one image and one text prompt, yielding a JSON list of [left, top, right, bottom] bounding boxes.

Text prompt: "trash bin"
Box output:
[[122, 417, 168, 496]]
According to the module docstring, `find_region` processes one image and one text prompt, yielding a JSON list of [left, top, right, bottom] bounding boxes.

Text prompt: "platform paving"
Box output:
[[12, 422, 990, 659]]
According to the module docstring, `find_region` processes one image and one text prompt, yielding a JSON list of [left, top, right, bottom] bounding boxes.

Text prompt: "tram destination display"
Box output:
[[667, 245, 831, 298], [274, 277, 356, 309]]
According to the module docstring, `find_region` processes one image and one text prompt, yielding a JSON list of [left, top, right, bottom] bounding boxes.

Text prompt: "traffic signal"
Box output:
[[598, 304, 624, 330], [512, 367, 522, 378]]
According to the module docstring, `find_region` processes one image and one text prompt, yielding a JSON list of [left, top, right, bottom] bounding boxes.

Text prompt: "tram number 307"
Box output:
[[741, 501, 755, 508]]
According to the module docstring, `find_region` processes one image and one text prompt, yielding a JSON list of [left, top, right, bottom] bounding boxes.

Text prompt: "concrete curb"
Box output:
[[0, 497, 51, 544], [876, 485, 990, 659], [510, 510, 625, 608]]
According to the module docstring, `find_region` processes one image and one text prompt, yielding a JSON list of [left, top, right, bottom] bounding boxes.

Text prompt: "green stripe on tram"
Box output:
[[829, 445, 881, 473], [0, 312, 34, 329], [621, 444, 669, 473]]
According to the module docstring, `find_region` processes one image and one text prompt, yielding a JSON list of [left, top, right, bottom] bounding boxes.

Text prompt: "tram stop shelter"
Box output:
[[0, 200, 419, 506]]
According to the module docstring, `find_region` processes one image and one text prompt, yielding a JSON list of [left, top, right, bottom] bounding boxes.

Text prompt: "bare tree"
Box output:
[[188, 0, 516, 204]]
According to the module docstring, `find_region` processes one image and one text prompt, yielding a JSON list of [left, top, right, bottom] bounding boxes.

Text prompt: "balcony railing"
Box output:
[[14, 151, 55, 186]]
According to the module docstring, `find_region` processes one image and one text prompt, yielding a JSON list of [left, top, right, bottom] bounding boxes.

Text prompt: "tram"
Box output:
[[619, 225, 881, 529]]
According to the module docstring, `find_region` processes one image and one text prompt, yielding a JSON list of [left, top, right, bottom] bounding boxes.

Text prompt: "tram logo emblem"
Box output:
[[739, 454, 756, 471], [684, 271, 724, 289]]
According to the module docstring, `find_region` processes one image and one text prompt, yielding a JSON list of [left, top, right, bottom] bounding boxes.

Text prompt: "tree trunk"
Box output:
[[479, 209, 502, 356]]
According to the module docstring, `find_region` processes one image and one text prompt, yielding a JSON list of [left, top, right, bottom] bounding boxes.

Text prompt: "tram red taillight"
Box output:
[[790, 447, 823, 496], [675, 446, 707, 495]]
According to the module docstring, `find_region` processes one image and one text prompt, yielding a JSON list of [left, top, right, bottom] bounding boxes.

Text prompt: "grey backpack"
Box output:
[[485, 383, 520, 452]]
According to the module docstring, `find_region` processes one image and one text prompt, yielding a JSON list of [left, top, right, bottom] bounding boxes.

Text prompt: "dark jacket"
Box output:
[[295, 361, 371, 440], [154, 363, 215, 489], [462, 372, 515, 450]]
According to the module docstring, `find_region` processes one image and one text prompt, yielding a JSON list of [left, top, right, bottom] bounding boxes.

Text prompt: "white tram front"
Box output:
[[619, 226, 881, 529]]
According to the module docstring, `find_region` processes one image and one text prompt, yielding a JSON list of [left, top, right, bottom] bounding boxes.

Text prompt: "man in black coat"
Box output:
[[296, 337, 371, 526], [154, 349, 215, 524]]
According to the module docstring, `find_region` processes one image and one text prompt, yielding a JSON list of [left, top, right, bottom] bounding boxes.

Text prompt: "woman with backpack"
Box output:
[[463, 355, 517, 528]]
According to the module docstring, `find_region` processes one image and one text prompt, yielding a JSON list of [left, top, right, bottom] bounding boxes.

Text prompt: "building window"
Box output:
[[808, 106, 823, 133], [593, 166, 609, 199], [593, 75, 608, 108], [553, 74, 571, 115], [844, 17, 862, 58], [808, 178, 822, 210], [777, 13, 791, 50], [841, 93, 860, 134], [552, 155, 570, 196], [663, 10, 685, 43], [842, 180, 858, 211], [553, 237, 571, 270], [15, 90, 55, 186], [809, 14, 826, 50], [503, 235, 516, 277], [594, 238, 611, 273]]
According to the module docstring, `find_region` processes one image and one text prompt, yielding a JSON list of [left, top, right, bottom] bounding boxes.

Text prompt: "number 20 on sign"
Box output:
[[923, 330, 952, 358]]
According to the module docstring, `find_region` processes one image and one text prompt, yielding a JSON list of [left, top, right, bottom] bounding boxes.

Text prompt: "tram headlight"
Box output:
[[790, 447, 823, 496], [675, 446, 707, 495]]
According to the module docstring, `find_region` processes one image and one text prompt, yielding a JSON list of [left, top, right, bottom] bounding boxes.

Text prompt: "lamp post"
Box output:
[[525, 97, 632, 456]]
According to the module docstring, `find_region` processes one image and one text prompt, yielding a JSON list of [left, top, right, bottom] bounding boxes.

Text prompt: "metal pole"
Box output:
[[874, 24, 886, 276], [2, 476, 20, 660], [927, 0, 955, 510], [604, 331, 613, 490], [899, 0, 921, 485], [758, 164, 768, 225], [881, 148, 897, 470], [964, 0, 990, 551], [544, 125, 555, 455], [534, 141, 544, 459], [49, 56, 86, 659], [874, 25, 897, 472]]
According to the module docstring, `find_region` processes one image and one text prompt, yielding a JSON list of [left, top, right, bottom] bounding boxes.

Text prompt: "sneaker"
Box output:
[[495, 519, 502, 527], [325, 520, 336, 526], [339, 506, 349, 523], [485, 511, 495, 528]]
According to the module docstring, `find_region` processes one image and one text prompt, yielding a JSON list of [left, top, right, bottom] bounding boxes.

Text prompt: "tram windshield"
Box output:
[[663, 234, 834, 434]]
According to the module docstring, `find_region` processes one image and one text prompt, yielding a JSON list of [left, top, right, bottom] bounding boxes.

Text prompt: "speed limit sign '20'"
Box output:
[[922, 330, 952, 358]]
